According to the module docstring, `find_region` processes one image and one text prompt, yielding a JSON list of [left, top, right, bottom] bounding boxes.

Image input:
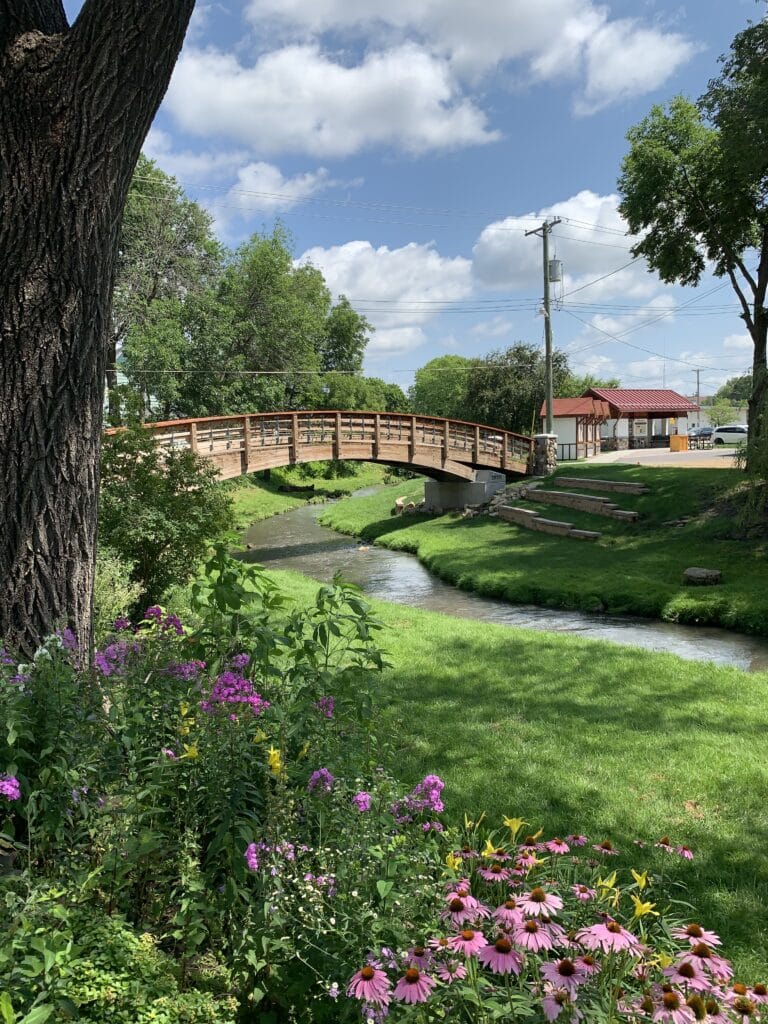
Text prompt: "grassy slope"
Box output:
[[319, 464, 768, 636], [270, 567, 768, 975]]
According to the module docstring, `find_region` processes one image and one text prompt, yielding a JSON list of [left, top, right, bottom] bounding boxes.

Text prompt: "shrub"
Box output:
[[93, 546, 143, 643]]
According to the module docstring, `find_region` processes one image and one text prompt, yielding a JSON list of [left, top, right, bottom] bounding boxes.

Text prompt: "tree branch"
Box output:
[[0, 0, 67, 54]]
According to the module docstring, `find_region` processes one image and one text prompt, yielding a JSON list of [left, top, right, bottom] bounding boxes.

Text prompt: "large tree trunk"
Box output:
[[0, 0, 195, 656], [747, 312, 767, 464]]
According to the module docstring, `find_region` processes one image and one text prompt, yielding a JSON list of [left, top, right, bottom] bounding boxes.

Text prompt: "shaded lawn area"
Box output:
[[270, 567, 768, 977], [319, 464, 768, 636]]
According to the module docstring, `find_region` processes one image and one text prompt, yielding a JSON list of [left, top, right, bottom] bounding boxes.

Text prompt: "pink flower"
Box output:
[[518, 886, 563, 917], [679, 943, 733, 981], [352, 791, 372, 813], [592, 839, 620, 856], [347, 966, 392, 1006], [546, 838, 570, 854], [671, 923, 721, 947], [542, 989, 573, 1022], [512, 919, 556, 953], [441, 890, 489, 927], [393, 968, 436, 1004], [436, 960, 466, 983], [478, 936, 524, 976], [575, 954, 600, 977], [448, 928, 488, 957], [663, 959, 710, 992], [676, 845, 694, 860], [655, 836, 675, 853], [493, 898, 524, 928], [750, 984, 768, 1005], [651, 990, 696, 1023], [540, 959, 587, 997], [566, 834, 588, 846], [575, 920, 642, 954], [407, 945, 432, 969], [571, 884, 596, 902], [428, 936, 452, 953], [477, 863, 511, 883]]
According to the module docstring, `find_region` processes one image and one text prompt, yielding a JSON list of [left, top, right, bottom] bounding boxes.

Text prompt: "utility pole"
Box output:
[[696, 369, 701, 424], [526, 218, 561, 434]]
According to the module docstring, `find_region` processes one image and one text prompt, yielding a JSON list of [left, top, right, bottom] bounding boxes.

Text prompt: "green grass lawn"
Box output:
[[319, 464, 768, 636], [269, 567, 768, 976], [225, 462, 391, 532]]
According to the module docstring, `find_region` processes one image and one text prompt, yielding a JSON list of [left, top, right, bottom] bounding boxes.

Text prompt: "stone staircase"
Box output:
[[493, 475, 646, 541]]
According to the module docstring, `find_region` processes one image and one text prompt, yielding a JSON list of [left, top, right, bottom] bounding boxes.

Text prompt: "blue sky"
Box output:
[[72, 0, 763, 396]]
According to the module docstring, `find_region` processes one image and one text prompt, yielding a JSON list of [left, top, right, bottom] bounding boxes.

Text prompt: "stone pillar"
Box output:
[[533, 433, 557, 476]]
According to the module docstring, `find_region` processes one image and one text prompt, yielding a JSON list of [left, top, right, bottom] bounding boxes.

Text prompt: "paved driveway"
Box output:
[[583, 446, 740, 469]]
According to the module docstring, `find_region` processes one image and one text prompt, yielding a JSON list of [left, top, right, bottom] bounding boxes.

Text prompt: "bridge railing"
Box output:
[[111, 411, 534, 473]]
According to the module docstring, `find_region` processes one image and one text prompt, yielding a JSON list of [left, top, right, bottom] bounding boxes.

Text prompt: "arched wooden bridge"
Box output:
[[123, 411, 534, 481]]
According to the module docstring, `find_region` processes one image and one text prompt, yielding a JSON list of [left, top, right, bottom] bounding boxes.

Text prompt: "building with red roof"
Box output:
[[540, 389, 699, 458]]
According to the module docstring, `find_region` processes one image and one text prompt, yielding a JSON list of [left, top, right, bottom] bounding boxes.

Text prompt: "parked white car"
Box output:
[[712, 423, 748, 445]]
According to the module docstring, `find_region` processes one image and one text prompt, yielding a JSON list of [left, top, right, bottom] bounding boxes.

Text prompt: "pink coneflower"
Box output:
[[478, 936, 523, 976], [488, 846, 511, 860], [702, 997, 731, 1024], [651, 989, 696, 1023], [441, 891, 489, 927], [592, 839, 620, 856], [456, 846, 478, 859], [540, 917, 568, 947], [393, 967, 436, 1004], [540, 959, 586, 997], [680, 943, 733, 980], [571, 883, 596, 902], [347, 965, 392, 1005], [750, 983, 768, 1005], [545, 837, 570, 854], [575, 954, 600, 977], [407, 945, 432, 969], [677, 845, 694, 860], [663, 959, 710, 992], [655, 836, 675, 853], [493, 898, 524, 928], [566, 834, 588, 846], [730, 996, 759, 1022], [477, 862, 511, 883], [671, 923, 722, 947], [428, 936, 452, 952], [436, 960, 467, 983], [512, 918, 555, 954], [542, 988, 572, 1022], [575, 920, 642, 954], [448, 928, 488, 957], [518, 886, 563, 917], [516, 850, 539, 869], [518, 835, 540, 852]]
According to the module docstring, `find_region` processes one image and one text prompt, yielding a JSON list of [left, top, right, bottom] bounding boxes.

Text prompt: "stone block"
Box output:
[[569, 529, 601, 541], [683, 567, 722, 586]]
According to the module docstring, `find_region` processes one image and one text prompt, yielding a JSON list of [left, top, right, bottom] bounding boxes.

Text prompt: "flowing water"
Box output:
[[240, 499, 768, 673]]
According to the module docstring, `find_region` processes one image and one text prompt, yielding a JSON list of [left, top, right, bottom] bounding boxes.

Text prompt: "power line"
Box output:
[[558, 258, 643, 300]]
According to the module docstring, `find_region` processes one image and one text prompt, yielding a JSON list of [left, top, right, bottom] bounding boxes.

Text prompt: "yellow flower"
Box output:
[[502, 816, 527, 840], [252, 729, 267, 744], [181, 744, 199, 760], [267, 746, 284, 776], [630, 895, 658, 919], [656, 951, 674, 969], [298, 740, 310, 760], [464, 811, 486, 830], [180, 701, 191, 717], [445, 852, 463, 872], [631, 869, 649, 891], [597, 871, 617, 892]]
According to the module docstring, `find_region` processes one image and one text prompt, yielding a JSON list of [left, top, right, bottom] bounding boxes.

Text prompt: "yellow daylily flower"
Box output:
[[597, 871, 617, 892], [267, 746, 284, 776], [181, 743, 199, 760], [481, 838, 497, 857], [656, 951, 674, 969], [298, 740, 310, 760], [631, 869, 649, 891], [502, 816, 527, 840], [445, 852, 463, 872], [631, 895, 658, 919], [179, 701, 191, 717], [252, 729, 267, 744]]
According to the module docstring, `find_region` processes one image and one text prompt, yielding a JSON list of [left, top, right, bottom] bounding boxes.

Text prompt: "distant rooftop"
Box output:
[[584, 388, 700, 414]]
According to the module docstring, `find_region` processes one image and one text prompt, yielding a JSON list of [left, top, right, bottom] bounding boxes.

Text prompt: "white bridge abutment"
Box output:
[[423, 470, 508, 513]]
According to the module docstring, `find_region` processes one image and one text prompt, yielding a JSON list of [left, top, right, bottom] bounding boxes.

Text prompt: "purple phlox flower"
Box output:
[[9, 673, 30, 687], [112, 616, 132, 632], [327, 982, 340, 1001], [245, 841, 269, 872], [93, 639, 140, 678], [314, 695, 335, 719], [0, 775, 21, 801], [360, 1003, 389, 1024], [200, 672, 269, 716], [167, 659, 206, 681], [230, 653, 250, 670], [161, 748, 178, 761], [162, 613, 184, 635], [57, 628, 78, 652], [145, 605, 163, 621], [70, 785, 88, 805], [422, 820, 443, 833], [390, 774, 444, 824], [0, 647, 15, 666], [307, 768, 335, 795], [353, 791, 372, 813]]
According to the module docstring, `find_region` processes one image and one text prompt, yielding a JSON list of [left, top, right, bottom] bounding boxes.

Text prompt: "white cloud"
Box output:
[[165, 43, 498, 158], [245, 0, 698, 109], [144, 128, 248, 182], [470, 316, 514, 339], [368, 326, 428, 355], [723, 332, 752, 353]]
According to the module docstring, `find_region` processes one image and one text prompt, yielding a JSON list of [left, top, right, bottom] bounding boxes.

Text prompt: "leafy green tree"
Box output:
[[321, 295, 372, 372], [465, 343, 571, 435], [557, 373, 621, 398], [617, 16, 768, 466], [715, 373, 753, 404], [112, 155, 221, 422], [409, 355, 475, 419], [100, 424, 233, 604], [707, 400, 742, 426], [320, 374, 408, 412]]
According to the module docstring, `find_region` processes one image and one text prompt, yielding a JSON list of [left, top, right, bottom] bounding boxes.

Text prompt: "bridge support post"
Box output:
[[189, 421, 198, 454], [290, 414, 300, 464], [423, 470, 507, 513], [409, 416, 417, 461], [443, 420, 450, 464], [334, 412, 343, 459], [533, 433, 557, 476], [374, 414, 381, 460], [473, 425, 480, 462], [242, 416, 251, 474]]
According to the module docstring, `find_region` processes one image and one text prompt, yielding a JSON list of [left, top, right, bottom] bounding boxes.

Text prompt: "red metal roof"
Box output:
[[584, 388, 699, 414], [539, 398, 611, 418]]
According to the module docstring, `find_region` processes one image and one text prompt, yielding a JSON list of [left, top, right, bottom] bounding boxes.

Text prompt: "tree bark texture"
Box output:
[[0, 0, 196, 656]]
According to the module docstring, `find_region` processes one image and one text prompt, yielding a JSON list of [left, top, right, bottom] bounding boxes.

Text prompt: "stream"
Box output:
[[240, 498, 768, 673]]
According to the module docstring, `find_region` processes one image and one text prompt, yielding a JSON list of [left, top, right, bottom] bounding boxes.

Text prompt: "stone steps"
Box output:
[[519, 487, 639, 521], [555, 476, 649, 496], [496, 505, 601, 541]]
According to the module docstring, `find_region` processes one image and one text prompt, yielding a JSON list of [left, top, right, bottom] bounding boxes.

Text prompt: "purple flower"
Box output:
[[200, 672, 269, 716], [161, 748, 177, 760], [230, 653, 250, 670], [93, 639, 140, 678], [353, 791, 372, 813], [245, 841, 266, 872], [314, 695, 335, 719], [0, 775, 21, 801], [390, 774, 445, 824], [162, 613, 184, 636], [166, 659, 206, 681], [113, 616, 132, 632], [57, 627, 78, 652], [144, 605, 163, 621], [0, 647, 15, 666], [307, 768, 335, 795]]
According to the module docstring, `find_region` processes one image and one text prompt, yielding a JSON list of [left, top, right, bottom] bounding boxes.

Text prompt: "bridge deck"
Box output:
[[114, 411, 534, 481]]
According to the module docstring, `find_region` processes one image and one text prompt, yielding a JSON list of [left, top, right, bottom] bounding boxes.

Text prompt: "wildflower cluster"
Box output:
[[0, 774, 20, 802], [390, 774, 444, 825], [346, 823, 764, 1022], [307, 768, 335, 795], [199, 671, 270, 716], [93, 638, 141, 677], [144, 605, 184, 634]]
